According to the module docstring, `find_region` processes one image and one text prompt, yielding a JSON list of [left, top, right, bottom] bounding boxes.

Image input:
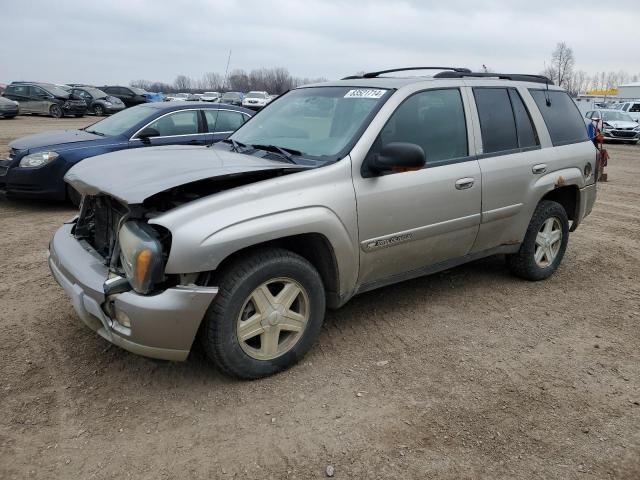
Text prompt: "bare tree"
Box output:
[[228, 69, 250, 92], [549, 41, 575, 88], [173, 75, 192, 91], [203, 72, 223, 91]]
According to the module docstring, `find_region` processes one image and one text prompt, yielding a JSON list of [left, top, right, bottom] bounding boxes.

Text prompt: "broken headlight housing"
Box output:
[[118, 221, 164, 294]]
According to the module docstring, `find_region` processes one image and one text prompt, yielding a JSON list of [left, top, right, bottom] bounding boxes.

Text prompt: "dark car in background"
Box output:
[[0, 96, 19, 118], [0, 102, 253, 203], [70, 86, 125, 116], [3, 82, 87, 118], [220, 91, 244, 106], [99, 86, 149, 108]]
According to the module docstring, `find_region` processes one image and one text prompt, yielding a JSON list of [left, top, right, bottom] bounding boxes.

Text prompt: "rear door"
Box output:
[[203, 109, 249, 144], [30, 86, 52, 114], [6, 85, 33, 112], [469, 86, 546, 252]]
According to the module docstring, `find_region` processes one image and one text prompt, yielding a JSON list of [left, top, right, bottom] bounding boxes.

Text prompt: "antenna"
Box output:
[[210, 49, 233, 145]]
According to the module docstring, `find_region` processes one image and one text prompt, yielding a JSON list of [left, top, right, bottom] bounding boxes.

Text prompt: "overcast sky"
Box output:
[[1, 0, 639, 86]]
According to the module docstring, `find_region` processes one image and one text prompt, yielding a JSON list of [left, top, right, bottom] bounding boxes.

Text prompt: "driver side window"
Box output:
[[145, 110, 199, 137], [372, 89, 468, 167]]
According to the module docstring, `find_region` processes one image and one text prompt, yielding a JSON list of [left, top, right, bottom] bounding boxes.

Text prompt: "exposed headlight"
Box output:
[[104, 101, 112, 106], [19, 151, 59, 168], [118, 221, 164, 294]]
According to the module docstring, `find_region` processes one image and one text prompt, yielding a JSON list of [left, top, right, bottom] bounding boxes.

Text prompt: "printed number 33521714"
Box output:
[[344, 89, 386, 99]]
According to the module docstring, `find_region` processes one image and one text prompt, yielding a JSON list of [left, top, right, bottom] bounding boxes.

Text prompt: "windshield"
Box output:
[[246, 92, 266, 99], [204, 92, 219, 96], [85, 104, 153, 136], [176, 93, 188, 98], [43, 85, 71, 97], [131, 87, 147, 95], [230, 86, 390, 160], [83, 87, 107, 98], [602, 111, 634, 122], [222, 92, 241, 99]]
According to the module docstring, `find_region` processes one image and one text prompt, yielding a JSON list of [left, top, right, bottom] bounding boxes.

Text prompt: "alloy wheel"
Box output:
[[534, 217, 562, 267], [236, 277, 310, 361]]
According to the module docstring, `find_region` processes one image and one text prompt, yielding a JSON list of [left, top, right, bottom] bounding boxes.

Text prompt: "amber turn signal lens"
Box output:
[[136, 248, 153, 285]]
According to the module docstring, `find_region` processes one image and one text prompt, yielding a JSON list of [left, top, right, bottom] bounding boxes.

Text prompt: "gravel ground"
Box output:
[[1, 115, 639, 479]]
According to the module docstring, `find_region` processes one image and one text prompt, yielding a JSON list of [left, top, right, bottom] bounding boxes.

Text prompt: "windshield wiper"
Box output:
[[250, 144, 301, 163], [85, 129, 106, 136], [221, 138, 248, 152]]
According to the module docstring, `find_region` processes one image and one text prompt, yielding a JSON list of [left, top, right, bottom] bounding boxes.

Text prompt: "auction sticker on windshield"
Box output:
[[344, 89, 386, 99]]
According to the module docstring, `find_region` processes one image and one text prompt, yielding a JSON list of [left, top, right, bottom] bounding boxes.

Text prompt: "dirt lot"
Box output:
[[1, 115, 639, 479]]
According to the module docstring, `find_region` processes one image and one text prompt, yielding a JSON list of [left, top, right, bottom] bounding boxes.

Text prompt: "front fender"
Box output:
[[159, 206, 358, 297]]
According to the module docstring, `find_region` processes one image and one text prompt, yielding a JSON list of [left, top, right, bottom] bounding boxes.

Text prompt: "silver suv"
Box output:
[[49, 67, 598, 379]]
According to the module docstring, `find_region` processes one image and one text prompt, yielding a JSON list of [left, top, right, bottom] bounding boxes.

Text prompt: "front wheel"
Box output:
[[202, 248, 326, 379], [50, 104, 63, 118], [93, 105, 104, 116], [507, 200, 569, 281]]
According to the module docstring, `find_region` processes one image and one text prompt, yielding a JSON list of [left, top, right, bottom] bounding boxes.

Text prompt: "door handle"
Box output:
[[532, 164, 547, 174], [455, 177, 475, 190]]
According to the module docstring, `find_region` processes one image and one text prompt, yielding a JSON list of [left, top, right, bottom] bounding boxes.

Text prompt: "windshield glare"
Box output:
[[131, 87, 147, 95], [83, 87, 107, 98], [230, 86, 389, 160], [86, 104, 153, 136], [43, 85, 71, 97], [602, 111, 634, 122], [246, 92, 266, 99]]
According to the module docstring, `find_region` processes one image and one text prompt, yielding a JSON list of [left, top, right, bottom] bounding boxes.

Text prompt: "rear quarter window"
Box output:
[[529, 90, 589, 146]]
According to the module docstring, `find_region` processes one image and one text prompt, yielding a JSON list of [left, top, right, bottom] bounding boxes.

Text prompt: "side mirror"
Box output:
[[369, 142, 426, 175], [137, 127, 160, 143]]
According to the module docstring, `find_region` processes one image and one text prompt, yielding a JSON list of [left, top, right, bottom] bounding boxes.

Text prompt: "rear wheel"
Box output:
[[50, 104, 63, 118], [202, 248, 325, 379], [93, 105, 104, 116], [507, 200, 569, 281]]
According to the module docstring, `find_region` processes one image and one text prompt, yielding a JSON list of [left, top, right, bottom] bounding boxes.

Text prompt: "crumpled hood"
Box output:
[[9, 130, 103, 151], [604, 120, 638, 129], [64, 144, 306, 204]]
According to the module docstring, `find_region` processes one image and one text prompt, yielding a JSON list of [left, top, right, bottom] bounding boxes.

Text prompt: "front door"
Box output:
[[353, 88, 481, 287], [129, 109, 207, 148]]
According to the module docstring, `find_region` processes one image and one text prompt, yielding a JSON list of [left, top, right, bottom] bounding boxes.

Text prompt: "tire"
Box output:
[[67, 185, 82, 208], [50, 104, 63, 119], [93, 105, 105, 116], [507, 200, 569, 281], [202, 248, 326, 379]]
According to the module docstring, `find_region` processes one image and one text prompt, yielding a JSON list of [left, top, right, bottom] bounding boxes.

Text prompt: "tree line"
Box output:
[[542, 41, 640, 96], [131, 67, 326, 94]]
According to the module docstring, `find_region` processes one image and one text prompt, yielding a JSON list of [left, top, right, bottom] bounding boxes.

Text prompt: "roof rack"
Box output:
[[433, 71, 554, 85], [342, 66, 471, 80]]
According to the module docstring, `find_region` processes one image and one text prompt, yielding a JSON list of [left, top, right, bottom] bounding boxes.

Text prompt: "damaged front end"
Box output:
[[49, 147, 308, 361]]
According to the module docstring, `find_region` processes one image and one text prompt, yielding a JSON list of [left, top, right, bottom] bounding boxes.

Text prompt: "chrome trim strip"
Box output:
[[129, 108, 251, 141], [481, 203, 523, 224]]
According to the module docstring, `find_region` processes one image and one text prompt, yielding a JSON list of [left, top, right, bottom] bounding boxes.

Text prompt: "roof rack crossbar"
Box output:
[[342, 67, 471, 80], [433, 71, 554, 85]]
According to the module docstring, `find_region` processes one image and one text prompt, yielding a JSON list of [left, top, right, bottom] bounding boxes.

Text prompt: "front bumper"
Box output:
[[48, 223, 218, 361], [0, 107, 19, 117], [0, 157, 68, 200], [602, 130, 639, 141]]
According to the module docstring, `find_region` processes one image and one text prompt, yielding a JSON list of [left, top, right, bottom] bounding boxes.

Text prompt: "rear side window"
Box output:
[[529, 90, 589, 146], [205, 110, 246, 132], [473, 87, 538, 154], [374, 88, 468, 166]]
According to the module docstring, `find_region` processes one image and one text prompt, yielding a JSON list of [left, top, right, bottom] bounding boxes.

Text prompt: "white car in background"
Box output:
[[242, 91, 270, 110], [619, 100, 640, 122], [585, 109, 640, 144], [201, 91, 221, 102], [166, 93, 197, 101]]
